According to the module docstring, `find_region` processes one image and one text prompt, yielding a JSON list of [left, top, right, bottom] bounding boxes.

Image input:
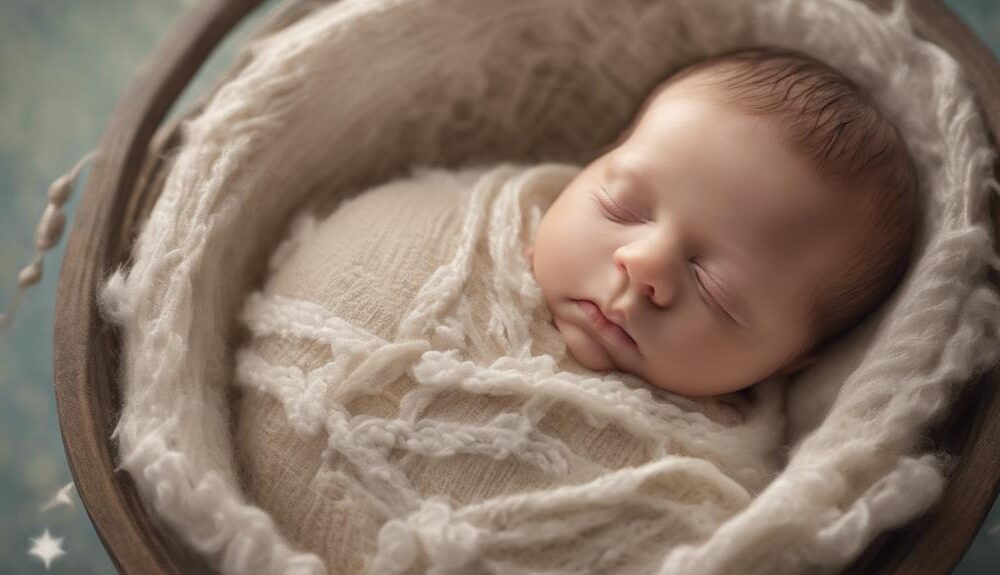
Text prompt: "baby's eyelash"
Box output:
[[692, 262, 738, 324], [596, 187, 640, 223], [601, 202, 631, 223]]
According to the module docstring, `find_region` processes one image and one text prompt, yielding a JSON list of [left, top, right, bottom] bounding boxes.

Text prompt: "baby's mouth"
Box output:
[[574, 299, 638, 350]]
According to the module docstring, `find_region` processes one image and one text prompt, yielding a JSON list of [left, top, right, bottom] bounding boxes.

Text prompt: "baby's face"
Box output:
[[529, 79, 859, 396]]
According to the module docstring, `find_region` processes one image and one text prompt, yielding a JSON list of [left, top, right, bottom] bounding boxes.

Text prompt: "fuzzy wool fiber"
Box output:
[[98, 0, 1000, 573]]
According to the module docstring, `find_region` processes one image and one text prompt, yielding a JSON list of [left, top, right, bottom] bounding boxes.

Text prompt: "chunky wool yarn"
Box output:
[[98, 0, 1000, 573]]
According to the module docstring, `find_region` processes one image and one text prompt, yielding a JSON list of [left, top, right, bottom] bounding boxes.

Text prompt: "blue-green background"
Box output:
[[0, 1, 997, 573]]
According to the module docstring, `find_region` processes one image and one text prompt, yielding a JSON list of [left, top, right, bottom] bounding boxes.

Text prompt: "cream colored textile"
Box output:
[[97, 0, 1000, 573], [233, 163, 784, 573]]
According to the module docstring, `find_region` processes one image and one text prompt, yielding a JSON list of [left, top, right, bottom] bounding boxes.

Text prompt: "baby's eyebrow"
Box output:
[[606, 156, 658, 196], [753, 218, 795, 257]]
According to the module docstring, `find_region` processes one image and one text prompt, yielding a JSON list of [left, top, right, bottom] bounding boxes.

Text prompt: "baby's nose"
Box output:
[[613, 244, 683, 308], [635, 265, 679, 307]]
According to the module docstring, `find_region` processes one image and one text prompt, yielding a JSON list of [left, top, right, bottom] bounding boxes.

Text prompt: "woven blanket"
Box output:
[[232, 163, 786, 573]]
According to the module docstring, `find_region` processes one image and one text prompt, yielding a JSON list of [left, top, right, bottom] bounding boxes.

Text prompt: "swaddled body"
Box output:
[[232, 164, 786, 574]]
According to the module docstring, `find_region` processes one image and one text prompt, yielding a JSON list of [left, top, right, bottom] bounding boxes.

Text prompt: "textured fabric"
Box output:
[[232, 163, 785, 573], [97, 0, 1000, 573]]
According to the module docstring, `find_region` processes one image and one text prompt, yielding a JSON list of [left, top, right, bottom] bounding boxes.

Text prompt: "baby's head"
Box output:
[[528, 47, 918, 397]]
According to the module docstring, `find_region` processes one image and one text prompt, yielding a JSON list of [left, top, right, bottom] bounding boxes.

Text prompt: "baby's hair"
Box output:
[[639, 47, 920, 362]]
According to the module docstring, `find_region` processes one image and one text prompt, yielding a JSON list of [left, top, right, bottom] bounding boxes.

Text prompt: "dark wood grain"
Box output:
[[51, 0, 1000, 573]]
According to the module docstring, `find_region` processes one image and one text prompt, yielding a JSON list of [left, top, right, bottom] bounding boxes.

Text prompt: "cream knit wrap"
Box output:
[[233, 163, 786, 573], [98, 0, 1000, 573]]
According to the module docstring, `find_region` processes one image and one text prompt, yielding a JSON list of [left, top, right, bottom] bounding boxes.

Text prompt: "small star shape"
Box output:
[[28, 528, 66, 569], [40, 481, 76, 512]]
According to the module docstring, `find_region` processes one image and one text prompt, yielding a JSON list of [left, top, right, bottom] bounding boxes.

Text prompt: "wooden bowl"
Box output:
[[53, 0, 1000, 572]]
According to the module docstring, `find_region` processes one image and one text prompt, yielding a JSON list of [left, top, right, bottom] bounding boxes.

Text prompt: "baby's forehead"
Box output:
[[639, 66, 739, 116], [607, 84, 869, 242]]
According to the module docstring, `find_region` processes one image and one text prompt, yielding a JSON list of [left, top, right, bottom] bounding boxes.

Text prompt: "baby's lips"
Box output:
[[605, 308, 627, 329]]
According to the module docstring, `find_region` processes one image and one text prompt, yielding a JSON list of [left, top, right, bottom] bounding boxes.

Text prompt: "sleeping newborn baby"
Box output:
[[528, 46, 918, 397], [232, 46, 919, 573]]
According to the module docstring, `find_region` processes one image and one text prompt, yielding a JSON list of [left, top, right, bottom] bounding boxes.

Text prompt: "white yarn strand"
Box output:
[[0, 149, 98, 330]]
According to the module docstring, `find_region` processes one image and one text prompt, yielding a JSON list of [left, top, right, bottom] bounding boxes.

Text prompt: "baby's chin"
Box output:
[[553, 316, 616, 372]]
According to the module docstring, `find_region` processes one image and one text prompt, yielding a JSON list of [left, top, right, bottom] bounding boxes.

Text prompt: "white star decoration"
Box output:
[[28, 528, 66, 569], [40, 481, 76, 512]]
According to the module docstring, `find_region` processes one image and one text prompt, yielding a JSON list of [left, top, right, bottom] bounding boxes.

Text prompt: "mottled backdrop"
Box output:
[[0, 0, 997, 573]]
